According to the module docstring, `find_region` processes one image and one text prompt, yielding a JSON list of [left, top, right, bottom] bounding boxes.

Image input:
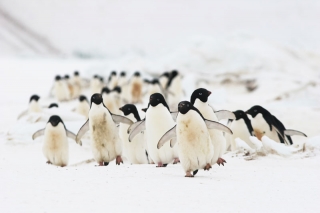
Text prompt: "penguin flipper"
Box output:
[[272, 125, 290, 145], [76, 119, 89, 143], [32, 128, 45, 140], [157, 125, 176, 149], [170, 137, 177, 148], [129, 119, 146, 142], [66, 130, 82, 146], [170, 111, 178, 121], [17, 110, 28, 120], [127, 120, 143, 134], [284, 129, 307, 137], [215, 110, 236, 120], [111, 114, 133, 125], [204, 119, 233, 134]]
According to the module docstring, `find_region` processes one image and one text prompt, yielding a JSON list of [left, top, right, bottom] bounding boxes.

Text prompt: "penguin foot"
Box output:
[[103, 162, 109, 166], [204, 163, 212, 171], [116, 156, 123, 165], [173, 158, 180, 164], [185, 171, 194, 177], [217, 158, 226, 166], [46, 161, 52, 164], [98, 162, 104, 166], [156, 162, 167, 167], [193, 170, 199, 176]]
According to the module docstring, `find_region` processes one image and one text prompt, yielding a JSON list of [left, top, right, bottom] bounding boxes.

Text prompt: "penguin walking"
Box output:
[[17, 94, 42, 119], [108, 71, 118, 90], [227, 110, 255, 151], [246, 105, 307, 145], [129, 93, 176, 167], [32, 115, 82, 167], [157, 101, 232, 177], [129, 71, 143, 104], [75, 93, 133, 166], [166, 70, 183, 111], [190, 88, 235, 166], [52, 75, 70, 101], [119, 104, 148, 164], [101, 87, 120, 114], [74, 95, 90, 119]]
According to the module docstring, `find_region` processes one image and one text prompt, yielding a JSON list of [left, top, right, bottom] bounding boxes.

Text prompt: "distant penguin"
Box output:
[[157, 101, 232, 177], [101, 87, 118, 114], [48, 103, 59, 108], [129, 93, 176, 167], [108, 71, 118, 90], [75, 93, 133, 166], [129, 71, 143, 103], [112, 86, 122, 114], [191, 88, 235, 166], [119, 104, 148, 164], [159, 72, 170, 90], [246, 105, 307, 145], [17, 94, 42, 119], [32, 115, 81, 167], [118, 71, 130, 103], [166, 70, 183, 111], [71, 71, 82, 98], [227, 110, 255, 151], [53, 75, 70, 101], [74, 95, 90, 119], [90, 75, 103, 95], [146, 79, 166, 99]]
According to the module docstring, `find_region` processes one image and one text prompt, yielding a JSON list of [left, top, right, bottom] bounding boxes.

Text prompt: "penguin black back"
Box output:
[[190, 88, 211, 105]]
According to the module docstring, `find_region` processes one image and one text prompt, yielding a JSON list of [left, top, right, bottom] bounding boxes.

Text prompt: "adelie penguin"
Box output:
[[75, 93, 133, 166], [71, 71, 82, 98], [158, 72, 170, 90], [119, 104, 149, 164], [157, 101, 233, 177], [166, 70, 183, 111], [101, 86, 121, 114], [52, 75, 70, 101], [190, 88, 235, 166], [32, 115, 81, 167], [17, 94, 42, 119], [74, 95, 90, 119], [90, 75, 103, 95], [108, 71, 118, 90], [129, 71, 143, 103], [246, 105, 307, 145], [129, 93, 177, 167], [226, 110, 255, 151]]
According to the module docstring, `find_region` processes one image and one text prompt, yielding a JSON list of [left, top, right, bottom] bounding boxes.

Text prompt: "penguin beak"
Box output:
[[208, 91, 212, 96], [119, 107, 123, 111]]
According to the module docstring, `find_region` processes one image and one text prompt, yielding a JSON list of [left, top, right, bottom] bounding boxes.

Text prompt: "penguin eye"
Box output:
[[199, 93, 202, 95], [128, 108, 131, 111]]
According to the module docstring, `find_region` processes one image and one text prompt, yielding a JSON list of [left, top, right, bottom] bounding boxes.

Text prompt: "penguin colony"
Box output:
[[18, 70, 307, 177]]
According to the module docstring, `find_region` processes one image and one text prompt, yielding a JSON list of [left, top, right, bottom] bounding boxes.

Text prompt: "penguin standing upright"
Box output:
[[118, 71, 130, 103], [108, 71, 118, 90], [17, 94, 42, 119], [157, 101, 232, 177], [129, 93, 176, 167], [64, 74, 73, 100], [101, 87, 118, 114], [52, 75, 70, 101], [129, 71, 143, 103], [119, 104, 148, 164], [71, 71, 82, 98], [90, 75, 103, 95], [191, 88, 235, 165], [145, 79, 166, 102], [159, 72, 170, 90], [166, 70, 183, 111], [246, 105, 307, 145], [32, 115, 82, 167], [74, 95, 90, 119], [75, 93, 133, 166]]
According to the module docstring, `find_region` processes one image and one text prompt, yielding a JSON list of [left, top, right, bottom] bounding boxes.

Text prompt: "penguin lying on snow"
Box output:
[[129, 93, 177, 167], [75, 93, 133, 166], [246, 105, 307, 145], [119, 104, 149, 164], [157, 101, 233, 177], [32, 115, 81, 167]]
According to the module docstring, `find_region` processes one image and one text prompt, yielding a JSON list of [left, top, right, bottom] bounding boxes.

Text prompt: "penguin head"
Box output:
[[161, 72, 170, 78], [93, 74, 99, 79], [79, 95, 88, 102], [55, 75, 61, 81], [190, 88, 211, 104], [74, 71, 79, 76], [91, 93, 103, 105], [119, 104, 141, 121], [111, 71, 117, 76], [134, 71, 141, 77], [64, 74, 70, 80], [29, 94, 40, 102], [113, 86, 121, 94], [233, 110, 247, 120], [178, 101, 192, 114], [120, 71, 126, 77], [48, 103, 59, 108], [151, 79, 160, 85], [99, 77, 104, 83], [48, 115, 63, 127], [149, 93, 169, 109], [101, 87, 110, 94], [144, 79, 151, 84], [246, 105, 268, 118]]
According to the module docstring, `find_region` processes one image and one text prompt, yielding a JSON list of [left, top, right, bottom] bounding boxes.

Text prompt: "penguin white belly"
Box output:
[[42, 123, 69, 166], [251, 114, 279, 142], [90, 79, 102, 94], [168, 78, 183, 110], [75, 101, 90, 119], [53, 82, 69, 101], [29, 101, 42, 113], [146, 105, 175, 164], [177, 111, 213, 172], [230, 120, 255, 150], [89, 105, 122, 163], [194, 100, 226, 164], [130, 78, 143, 103], [119, 122, 148, 164], [102, 94, 118, 113]]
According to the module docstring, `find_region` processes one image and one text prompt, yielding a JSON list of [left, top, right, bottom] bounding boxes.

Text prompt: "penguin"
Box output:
[[32, 115, 82, 167], [129, 93, 176, 167], [129, 71, 143, 103], [64, 74, 74, 99], [144, 79, 167, 103], [118, 71, 130, 103], [226, 110, 255, 151], [75, 93, 133, 166], [17, 94, 42, 119], [246, 105, 307, 145], [166, 70, 183, 111], [71, 71, 82, 98], [119, 104, 148, 164], [108, 71, 118, 90], [74, 95, 90, 119], [101, 87, 119, 114], [52, 75, 70, 101], [157, 101, 233, 177], [159, 72, 170, 90], [90, 75, 103, 95], [48, 103, 59, 108], [190, 88, 235, 166]]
